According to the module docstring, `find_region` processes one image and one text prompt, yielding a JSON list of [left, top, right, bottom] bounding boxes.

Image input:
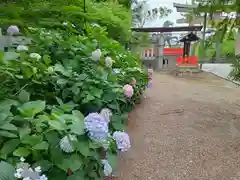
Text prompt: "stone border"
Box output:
[[205, 71, 240, 86]]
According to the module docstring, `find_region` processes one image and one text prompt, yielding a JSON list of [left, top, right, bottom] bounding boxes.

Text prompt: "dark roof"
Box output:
[[131, 26, 203, 33], [179, 32, 200, 42]]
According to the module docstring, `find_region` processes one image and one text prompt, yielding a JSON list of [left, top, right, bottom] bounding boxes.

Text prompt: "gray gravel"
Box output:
[[118, 72, 240, 180]]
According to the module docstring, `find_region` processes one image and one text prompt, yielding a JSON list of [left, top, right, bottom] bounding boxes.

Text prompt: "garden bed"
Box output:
[[0, 24, 148, 180]]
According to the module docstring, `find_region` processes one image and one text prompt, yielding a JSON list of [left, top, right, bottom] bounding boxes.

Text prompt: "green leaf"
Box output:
[[0, 130, 17, 138], [45, 131, 60, 146], [33, 141, 49, 150], [0, 113, 9, 125], [18, 100, 46, 118], [83, 94, 95, 103], [50, 146, 64, 164], [111, 120, 124, 131], [78, 73, 88, 80], [69, 118, 85, 135], [57, 154, 82, 172], [103, 91, 117, 101], [48, 120, 67, 131], [18, 90, 30, 103], [54, 64, 72, 77], [107, 153, 117, 172], [0, 123, 18, 131], [56, 97, 63, 105], [43, 55, 51, 65], [91, 88, 103, 98], [13, 147, 30, 157], [22, 135, 42, 146], [0, 99, 18, 113], [0, 161, 15, 180], [48, 168, 66, 180], [60, 103, 77, 112], [57, 79, 68, 86], [18, 125, 31, 139], [72, 110, 84, 121], [33, 160, 52, 172], [89, 141, 102, 149], [0, 139, 20, 159], [107, 103, 120, 111], [75, 141, 90, 157], [66, 173, 85, 180], [71, 86, 80, 95]]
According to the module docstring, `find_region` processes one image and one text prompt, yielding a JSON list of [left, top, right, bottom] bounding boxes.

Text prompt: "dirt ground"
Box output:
[[118, 72, 240, 180]]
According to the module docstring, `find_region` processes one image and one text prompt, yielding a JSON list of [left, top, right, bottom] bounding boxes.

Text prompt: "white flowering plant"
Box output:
[[0, 24, 146, 180], [0, 96, 106, 179]]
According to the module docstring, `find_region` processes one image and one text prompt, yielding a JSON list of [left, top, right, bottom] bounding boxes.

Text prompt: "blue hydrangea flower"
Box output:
[[84, 113, 109, 141], [112, 131, 131, 152]]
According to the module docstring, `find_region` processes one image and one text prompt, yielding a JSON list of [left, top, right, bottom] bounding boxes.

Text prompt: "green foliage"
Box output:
[[0, 97, 105, 179], [0, 22, 147, 179], [229, 56, 240, 81], [0, 0, 131, 41], [194, 0, 240, 79]]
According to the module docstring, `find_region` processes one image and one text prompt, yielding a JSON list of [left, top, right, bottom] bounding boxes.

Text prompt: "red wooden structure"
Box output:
[[143, 47, 199, 67], [176, 56, 199, 66], [144, 48, 183, 57]]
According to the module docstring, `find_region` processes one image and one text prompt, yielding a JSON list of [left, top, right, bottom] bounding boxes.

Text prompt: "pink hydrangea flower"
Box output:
[[123, 84, 134, 98]]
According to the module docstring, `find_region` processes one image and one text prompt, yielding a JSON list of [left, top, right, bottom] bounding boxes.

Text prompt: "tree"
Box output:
[[162, 20, 179, 47], [0, 0, 132, 41], [132, 0, 172, 27], [194, 0, 240, 79]]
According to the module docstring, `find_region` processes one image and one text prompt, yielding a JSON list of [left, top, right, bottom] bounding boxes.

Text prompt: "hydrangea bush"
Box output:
[[0, 24, 148, 179]]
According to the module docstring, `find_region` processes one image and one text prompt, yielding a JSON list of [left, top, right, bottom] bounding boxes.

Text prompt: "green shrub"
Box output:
[[0, 23, 147, 179]]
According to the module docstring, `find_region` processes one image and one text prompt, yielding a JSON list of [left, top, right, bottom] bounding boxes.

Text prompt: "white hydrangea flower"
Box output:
[[30, 53, 41, 60], [59, 135, 77, 153], [39, 174, 48, 180], [91, 49, 102, 61], [101, 160, 112, 176], [7, 25, 20, 35], [17, 168, 23, 173], [113, 68, 121, 74], [28, 168, 33, 172], [62, 22, 68, 26], [17, 45, 28, 51], [105, 56, 113, 68], [15, 158, 47, 180], [34, 166, 41, 173], [100, 108, 112, 122], [20, 157, 25, 162], [23, 177, 31, 180], [14, 172, 22, 178]]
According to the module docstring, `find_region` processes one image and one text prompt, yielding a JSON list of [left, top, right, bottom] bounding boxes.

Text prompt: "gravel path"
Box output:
[[118, 72, 240, 180]]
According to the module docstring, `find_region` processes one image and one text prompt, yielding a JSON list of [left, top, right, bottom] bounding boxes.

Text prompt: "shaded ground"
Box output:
[[118, 72, 240, 180]]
